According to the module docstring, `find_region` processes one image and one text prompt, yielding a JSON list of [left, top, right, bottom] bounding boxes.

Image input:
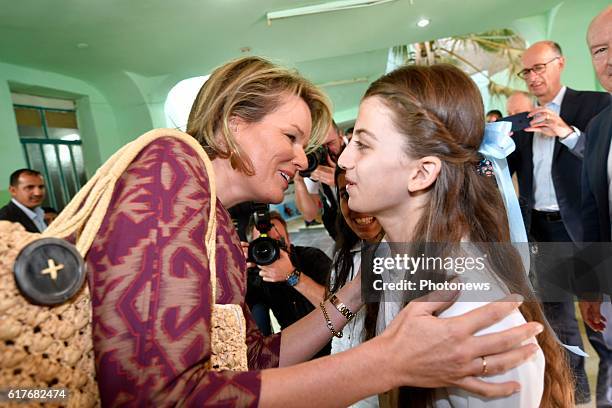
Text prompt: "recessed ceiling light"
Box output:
[[76, 43, 89, 49], [417, 18, 430, 28]]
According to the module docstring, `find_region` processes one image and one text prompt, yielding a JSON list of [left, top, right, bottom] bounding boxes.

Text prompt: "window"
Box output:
[[12, 95, 87, 210]]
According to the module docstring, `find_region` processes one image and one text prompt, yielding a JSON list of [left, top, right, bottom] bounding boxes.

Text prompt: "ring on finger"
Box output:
[[481, 356, 488, 375]]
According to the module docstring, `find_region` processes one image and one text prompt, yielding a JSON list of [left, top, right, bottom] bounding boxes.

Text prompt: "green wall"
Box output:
[[0, 79, 23, 182], [548, 0, 608, 92], [0, 190, 10, 205]]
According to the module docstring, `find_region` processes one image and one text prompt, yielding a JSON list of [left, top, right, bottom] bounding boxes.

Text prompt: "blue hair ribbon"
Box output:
[[478, 121, 528, 244], [479, 121, 589, 358]]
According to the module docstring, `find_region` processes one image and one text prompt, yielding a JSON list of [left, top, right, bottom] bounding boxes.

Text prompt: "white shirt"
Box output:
[[433, 299, 545, 408], [304, 176, 319, 195], [11, 198, 46, 232], [304, 177, 337, 205], [532, 86, 581, 211], [374, 243, 545, 408]]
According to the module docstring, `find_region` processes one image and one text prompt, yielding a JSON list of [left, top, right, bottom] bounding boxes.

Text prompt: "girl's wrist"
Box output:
[[339, 276, 363, 310]]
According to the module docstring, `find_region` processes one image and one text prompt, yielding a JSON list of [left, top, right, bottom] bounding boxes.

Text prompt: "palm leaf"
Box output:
[[391, 28, 526, 97]]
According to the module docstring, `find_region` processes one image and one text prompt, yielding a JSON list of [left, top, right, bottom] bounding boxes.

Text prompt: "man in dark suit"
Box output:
[[508, 40, 610, 404], [0, 169, 47, 233], [581, 6, 612, 245], [579, 6, 612, 407]]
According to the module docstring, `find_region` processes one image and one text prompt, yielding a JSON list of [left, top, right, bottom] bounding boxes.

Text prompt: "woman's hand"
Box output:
[[374, 293, 543, 397]]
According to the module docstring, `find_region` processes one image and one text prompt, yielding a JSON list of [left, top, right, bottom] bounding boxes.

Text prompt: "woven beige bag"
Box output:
[[0, 129, 248, 407]]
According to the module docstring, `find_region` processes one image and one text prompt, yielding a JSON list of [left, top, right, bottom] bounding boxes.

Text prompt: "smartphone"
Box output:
[[500, 111, 531, 132]]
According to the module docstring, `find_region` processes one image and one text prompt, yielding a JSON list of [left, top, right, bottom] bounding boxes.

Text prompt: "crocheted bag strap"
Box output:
[[40, 128, 249, 370], [41, 128, 218, 296]]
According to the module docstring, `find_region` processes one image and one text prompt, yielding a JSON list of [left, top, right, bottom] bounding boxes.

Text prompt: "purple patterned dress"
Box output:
[[86, 137, 281, 407]]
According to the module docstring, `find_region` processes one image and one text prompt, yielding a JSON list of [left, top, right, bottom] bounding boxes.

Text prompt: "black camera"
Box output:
[[247, 204, 282, 266], [299, 146, 329, 178]]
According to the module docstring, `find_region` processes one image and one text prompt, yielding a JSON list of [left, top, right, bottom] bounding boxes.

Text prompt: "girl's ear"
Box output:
[[407, 156, 441, 193]]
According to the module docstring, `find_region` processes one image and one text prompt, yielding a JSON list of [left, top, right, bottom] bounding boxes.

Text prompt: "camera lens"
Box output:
[[299, 146, 328, 177], [248, 237, 280, 265], [298, 154, 319, 178]]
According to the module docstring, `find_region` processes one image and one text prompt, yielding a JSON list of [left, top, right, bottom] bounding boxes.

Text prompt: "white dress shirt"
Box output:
[[532, 86, 581, 211], [304, 177, 337, 204], [11, 198, 46, 232], [433, 294, 545, 407]]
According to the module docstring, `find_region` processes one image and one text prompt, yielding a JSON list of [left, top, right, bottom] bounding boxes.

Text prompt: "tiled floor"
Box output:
[[286, 216, 602, 407]]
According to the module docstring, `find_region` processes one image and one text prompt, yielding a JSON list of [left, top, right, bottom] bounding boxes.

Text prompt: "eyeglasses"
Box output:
[[517, 57, 561, 79]]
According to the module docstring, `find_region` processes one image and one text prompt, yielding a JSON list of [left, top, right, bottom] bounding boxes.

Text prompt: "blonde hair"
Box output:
[[186, 56, 332, 175]]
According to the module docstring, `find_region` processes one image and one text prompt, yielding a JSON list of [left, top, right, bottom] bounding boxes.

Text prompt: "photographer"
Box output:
[[294, 122, 344, 240], [244, 210, 331, 357]]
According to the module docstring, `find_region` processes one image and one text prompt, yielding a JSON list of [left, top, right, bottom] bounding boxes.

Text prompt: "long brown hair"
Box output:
[[362, 64, 573, 407]]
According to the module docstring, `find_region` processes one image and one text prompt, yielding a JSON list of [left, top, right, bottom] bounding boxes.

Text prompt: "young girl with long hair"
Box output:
[[338, 64, 573, 407]]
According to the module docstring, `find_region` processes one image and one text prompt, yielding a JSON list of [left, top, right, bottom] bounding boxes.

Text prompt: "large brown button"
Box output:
[[13, 238, 86, 305]]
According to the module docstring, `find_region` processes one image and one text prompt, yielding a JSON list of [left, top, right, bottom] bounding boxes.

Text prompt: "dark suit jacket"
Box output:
[[582, 103, 612, 242], [508, 88, 611, 242], [0, 200, 41, 233]]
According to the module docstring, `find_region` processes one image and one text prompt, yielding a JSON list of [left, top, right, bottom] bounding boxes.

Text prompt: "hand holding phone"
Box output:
[[500, 112, 531, 132]]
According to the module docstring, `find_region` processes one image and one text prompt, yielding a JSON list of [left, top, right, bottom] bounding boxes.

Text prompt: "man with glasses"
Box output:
[[508, 40, 610, 405]]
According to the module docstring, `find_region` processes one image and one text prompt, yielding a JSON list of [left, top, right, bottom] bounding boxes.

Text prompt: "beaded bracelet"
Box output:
[[319, 301, 343, 338]]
